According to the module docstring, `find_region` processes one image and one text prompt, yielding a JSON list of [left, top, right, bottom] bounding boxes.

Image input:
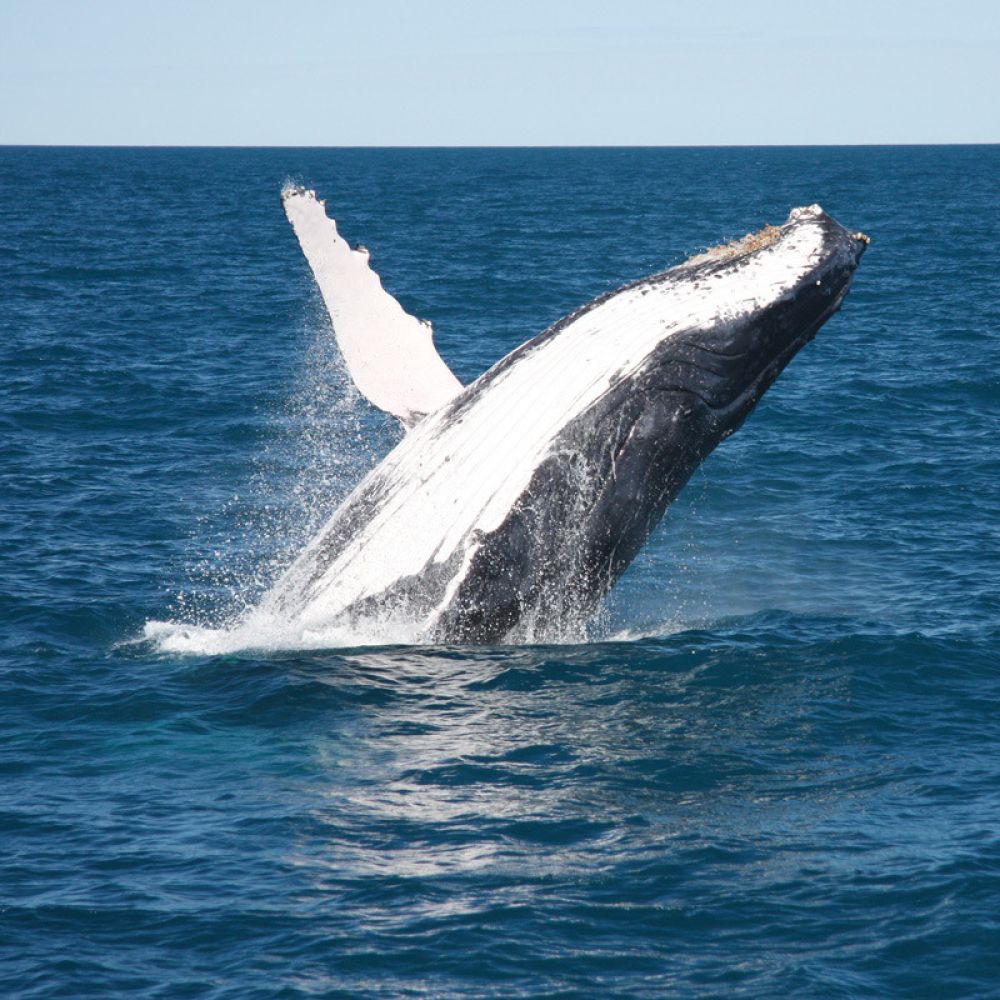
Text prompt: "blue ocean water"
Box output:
[[2, 146, 999, 998]]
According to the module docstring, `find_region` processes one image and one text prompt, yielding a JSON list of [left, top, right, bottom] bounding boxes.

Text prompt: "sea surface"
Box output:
[[2, 146, 999, 998]]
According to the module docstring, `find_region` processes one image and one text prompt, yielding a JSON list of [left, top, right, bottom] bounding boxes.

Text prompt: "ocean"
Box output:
[[2, 145, 998, 997]]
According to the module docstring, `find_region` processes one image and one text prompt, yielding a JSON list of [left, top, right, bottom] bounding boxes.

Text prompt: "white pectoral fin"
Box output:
[[282, 186, 464, 428]]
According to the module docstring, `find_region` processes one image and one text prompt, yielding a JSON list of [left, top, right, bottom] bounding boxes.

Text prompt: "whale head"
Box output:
[[649, 204, 868, 443], [579, 202, 866, 545]]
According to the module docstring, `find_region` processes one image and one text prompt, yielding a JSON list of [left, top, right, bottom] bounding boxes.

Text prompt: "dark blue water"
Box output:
[[2, 146, 999, 997]]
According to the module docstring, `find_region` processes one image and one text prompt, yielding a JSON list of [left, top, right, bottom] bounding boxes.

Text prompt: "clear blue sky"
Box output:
[[1, 0, 997, 145]]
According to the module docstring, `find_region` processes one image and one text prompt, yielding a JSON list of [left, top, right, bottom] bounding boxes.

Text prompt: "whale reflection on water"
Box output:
[[267, 625, 854, 896]]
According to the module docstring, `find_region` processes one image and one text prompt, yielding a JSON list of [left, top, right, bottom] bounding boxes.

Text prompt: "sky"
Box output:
[[1, 0, 997, 145]]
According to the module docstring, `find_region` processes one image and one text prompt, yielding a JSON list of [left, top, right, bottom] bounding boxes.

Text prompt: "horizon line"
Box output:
[[2, 141, 997, 151]]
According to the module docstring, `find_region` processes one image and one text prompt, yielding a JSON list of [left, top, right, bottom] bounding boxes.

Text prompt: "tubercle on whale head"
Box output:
[[686, 205, 868, 272], [691, 222, 784, 264]]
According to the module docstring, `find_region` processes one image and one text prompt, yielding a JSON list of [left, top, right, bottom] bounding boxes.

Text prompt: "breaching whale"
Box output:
[[249, 191, 867, 646]]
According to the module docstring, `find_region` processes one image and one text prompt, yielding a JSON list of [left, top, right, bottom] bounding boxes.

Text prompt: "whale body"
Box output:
[[253, 195, 867, 645]]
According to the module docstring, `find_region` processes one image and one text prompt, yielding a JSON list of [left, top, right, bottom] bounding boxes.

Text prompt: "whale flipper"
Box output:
[[282, 186, 463, 428]]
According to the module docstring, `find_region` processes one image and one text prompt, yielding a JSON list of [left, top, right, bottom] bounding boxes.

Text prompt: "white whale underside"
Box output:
[[148, 197, 834, 654]]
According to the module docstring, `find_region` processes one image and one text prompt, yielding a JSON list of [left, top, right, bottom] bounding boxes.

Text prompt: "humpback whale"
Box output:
[[248, 192, 867, 646]]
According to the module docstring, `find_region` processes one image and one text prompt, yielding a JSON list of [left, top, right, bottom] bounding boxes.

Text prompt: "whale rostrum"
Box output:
[[262, 191, 867, 644]]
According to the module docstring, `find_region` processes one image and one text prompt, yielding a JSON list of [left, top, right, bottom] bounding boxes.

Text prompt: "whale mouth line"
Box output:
[[677, 341, 753, 361], [660, 340, 810, 412], [676, 357, 733, 379], [653, 384, 723, 411]]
